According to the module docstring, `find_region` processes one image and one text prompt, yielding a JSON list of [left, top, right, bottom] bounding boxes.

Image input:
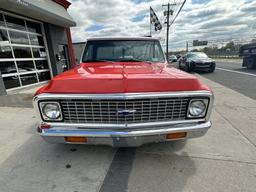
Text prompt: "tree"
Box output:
[[225, 41, 235, 51]]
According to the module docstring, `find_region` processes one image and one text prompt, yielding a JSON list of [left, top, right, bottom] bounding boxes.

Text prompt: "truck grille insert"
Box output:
[[60, 98, 189, 124]]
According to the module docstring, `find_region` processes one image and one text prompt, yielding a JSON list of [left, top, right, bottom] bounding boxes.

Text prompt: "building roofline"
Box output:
[[53, 0, 71, 9], [0, 0, 75, 27]]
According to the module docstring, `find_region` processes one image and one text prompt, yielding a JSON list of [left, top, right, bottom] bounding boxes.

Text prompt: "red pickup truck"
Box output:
[[33, 37, 213, 147]]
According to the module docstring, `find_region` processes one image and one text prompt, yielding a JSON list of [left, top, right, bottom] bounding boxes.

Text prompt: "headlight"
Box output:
[[40, 102, 62, 121], [188, 99, 208, 118]]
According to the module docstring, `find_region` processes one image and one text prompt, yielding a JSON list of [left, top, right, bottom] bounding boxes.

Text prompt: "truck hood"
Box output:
[[188, 58, 214, 63], [36, 62, 210, 94]]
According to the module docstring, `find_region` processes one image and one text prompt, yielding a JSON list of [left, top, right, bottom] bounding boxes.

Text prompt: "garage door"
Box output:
[[0, 11, 51, 90]]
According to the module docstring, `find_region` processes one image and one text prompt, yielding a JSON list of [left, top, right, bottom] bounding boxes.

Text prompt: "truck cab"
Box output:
[[239, 43, 256, 69]]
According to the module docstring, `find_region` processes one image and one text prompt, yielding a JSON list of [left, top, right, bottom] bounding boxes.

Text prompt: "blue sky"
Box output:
[[86, 24, 105, 32], [69, 0, 256, 50], [192, 0, 211, 4], [132, 14, 147, 22]]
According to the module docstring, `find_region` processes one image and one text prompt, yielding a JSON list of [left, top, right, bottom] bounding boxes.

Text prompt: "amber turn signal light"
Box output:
[[65, 137, 87, 143], [166, 132, 187, 140]]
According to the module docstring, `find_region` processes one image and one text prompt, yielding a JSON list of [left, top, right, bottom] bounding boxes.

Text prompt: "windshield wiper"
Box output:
[[83, 59, 115, 63], [83, 58, 153, 64], [117, 58, 153, 64]]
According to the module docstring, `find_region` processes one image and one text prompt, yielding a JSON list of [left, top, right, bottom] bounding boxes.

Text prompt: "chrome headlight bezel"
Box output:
[[39, 101, 63, 122], [187, 98, 209, 118]]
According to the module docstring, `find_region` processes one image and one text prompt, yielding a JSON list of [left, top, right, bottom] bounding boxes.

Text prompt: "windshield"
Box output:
[[187, 52, 208, 59], [82, 40, 165, 63]]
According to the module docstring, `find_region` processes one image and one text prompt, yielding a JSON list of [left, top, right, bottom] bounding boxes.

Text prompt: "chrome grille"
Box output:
[[60, 97, 189, 124]]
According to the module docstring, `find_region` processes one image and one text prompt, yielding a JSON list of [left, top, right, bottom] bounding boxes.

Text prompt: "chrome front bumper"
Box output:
[[34, 91, 214, 147], [38, 121, 211, 147]]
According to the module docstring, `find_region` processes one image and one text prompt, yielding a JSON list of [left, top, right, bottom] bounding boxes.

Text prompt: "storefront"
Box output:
[[0, 0, 76, 95]]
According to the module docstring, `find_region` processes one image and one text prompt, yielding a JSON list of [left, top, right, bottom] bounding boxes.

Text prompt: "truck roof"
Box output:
[[86, 36, 160, 41], [241, 43, 256, 49]]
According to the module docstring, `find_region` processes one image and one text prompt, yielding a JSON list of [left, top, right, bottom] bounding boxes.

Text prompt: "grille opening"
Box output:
[[60, 97, 189, 124]]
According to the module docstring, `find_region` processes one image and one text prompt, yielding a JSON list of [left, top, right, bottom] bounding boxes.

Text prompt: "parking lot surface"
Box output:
[[201, 59, 256, 100], [0, 75, 256, 192]]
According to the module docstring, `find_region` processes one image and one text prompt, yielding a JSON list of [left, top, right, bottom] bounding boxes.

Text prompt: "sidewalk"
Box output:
[[0, 84, 44, 108], [200, 76, 256, 146], [0, 77, 255, 192]]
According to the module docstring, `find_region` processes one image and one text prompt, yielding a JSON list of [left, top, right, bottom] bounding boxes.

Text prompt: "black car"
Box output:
[[179, 52, 215, 73]]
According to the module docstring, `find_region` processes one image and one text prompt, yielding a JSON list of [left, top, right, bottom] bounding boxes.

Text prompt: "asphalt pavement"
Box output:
[[0, 75, 255, 192], [198, 59, 256, 100]]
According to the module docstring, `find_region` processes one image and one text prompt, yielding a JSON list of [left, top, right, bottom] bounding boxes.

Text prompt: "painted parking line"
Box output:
[[216, 67, 256, 77]]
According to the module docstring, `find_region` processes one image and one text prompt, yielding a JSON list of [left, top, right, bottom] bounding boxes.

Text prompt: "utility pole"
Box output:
[[163, 3, 175, 62], [149, 7, 151, 37]]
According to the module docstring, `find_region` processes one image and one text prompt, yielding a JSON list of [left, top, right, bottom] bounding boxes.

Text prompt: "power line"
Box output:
[[169, 0, 176, 11], [172, 0, 181, 16], [169, 0, 186, 28]]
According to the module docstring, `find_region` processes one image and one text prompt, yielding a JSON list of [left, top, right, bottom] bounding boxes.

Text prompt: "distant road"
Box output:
[[199, 59, 256, 100]]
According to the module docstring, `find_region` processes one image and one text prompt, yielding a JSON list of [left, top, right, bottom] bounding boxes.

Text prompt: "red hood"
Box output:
[[36, 62, 210, 95]]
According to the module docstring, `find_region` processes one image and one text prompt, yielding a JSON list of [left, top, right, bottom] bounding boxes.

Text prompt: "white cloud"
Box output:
[[68, 0, 256, 50]]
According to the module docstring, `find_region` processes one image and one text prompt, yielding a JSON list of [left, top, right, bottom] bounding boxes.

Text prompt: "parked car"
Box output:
[[176, 54, 181, 59], [179, 52, 216, 73], [33, 37, 214, 147], [168, 55, 177, 62]]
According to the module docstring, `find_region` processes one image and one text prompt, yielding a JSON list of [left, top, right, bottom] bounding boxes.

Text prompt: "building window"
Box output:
[[20, 73, 38, 86], [0, 61, 17, 74], [32, 48, 46, 58], [3, 76, 20, 89], [26, 20, 42, 34], [17, 61, 35, 73], [29, 35, 44, 46], [35, 60, 48, 70], [38, 71, 51, 82], [9, 31, 29, 45], [13, 46, 32, 58], [0, 11, 51, 90], [5, 15, 26, 31], [0, 46, 12, 58], [0, 14, 5, 27], [0, 29, 9, 42]]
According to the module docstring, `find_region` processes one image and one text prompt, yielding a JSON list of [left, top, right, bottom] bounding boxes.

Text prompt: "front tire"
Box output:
[[208, 64, 216, 73], [208, 66, 215, 73], [185, 63, 192, 72], [246, 57, 255, 69], [178, 61, 182, 69]]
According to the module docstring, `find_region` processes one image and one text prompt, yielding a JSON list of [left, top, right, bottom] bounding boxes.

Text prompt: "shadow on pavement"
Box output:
[[99, 147, 136, 192]]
